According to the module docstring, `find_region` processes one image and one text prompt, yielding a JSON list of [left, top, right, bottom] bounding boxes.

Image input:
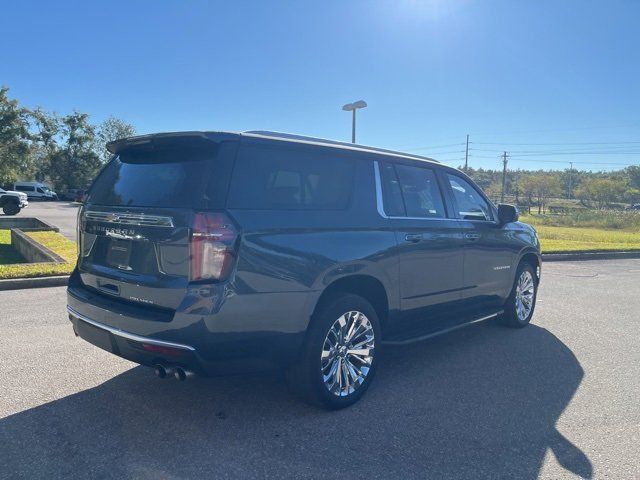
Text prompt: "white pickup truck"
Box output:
[[0, 188, 29, 215]]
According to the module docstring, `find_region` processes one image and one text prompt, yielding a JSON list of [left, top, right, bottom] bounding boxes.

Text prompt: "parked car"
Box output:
[[625, 204, 640, 211], [62, 188, 83, 201], [13, 181, 58, 200], [62, 188, 87, 202], [0, 187, 29, 215], [74, 189, 88, 203], [67, 131, 541, 409]]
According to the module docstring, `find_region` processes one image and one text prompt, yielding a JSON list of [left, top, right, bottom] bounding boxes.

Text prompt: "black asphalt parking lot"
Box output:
[[1, 260, 639, 479]]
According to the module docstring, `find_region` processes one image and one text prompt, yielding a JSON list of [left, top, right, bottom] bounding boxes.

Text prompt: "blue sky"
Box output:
[[3, 0, 639, 171]]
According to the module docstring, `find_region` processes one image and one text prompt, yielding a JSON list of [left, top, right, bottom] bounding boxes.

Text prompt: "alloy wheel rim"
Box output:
[[321, 311, 375, 397], [515, 270, 535, 321]]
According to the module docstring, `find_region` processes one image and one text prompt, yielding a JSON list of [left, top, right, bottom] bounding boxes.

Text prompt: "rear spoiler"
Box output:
[[106, 131, 239, 155]]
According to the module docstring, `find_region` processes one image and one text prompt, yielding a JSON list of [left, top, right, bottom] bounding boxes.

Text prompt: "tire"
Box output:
[[2, 202, 20, 216], [499, 262, 538, 328], [287, 294, 381, 409]]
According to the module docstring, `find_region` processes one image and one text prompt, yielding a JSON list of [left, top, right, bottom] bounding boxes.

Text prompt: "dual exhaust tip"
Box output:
[[154, 364, 194, 381]]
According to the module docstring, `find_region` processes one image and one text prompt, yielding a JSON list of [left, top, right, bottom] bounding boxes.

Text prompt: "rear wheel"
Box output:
[[2, 202, 20, 216], [288, 294, 380, 409], [500, 262, 538, 328]]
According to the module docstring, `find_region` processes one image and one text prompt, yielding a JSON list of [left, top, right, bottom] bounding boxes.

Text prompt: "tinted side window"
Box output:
[[446, 174, 492, 221], [16, 186, 35, 192], [394, 164, 446, 218], [379, 162, 405, 216], [227, 144, 354, 210]]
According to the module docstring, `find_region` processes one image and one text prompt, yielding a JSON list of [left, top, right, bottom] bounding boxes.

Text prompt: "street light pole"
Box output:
[[351, 109, 356, 143], [342, 100, 367, 144]]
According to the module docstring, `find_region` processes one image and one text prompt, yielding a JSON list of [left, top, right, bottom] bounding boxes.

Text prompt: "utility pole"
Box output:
[[501, 151, 508, 203], [464, 134, 469, 171], [568, 161, 574, 199]]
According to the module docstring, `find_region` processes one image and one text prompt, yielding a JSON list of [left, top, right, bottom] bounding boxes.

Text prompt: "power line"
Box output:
[[474, 141, 640, 146], [401, 143, 465, 151], [511, 152, 640, 156], [508, 158, 635, 166], [469, 147, 640, 154]]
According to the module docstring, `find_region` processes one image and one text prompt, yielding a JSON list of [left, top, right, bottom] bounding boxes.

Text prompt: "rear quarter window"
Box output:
[[227, 143, 355, 210]]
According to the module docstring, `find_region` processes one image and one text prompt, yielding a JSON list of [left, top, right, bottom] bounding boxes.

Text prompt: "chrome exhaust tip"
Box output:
[[154, 364, 174, 379], [174, 367, 194, 381]]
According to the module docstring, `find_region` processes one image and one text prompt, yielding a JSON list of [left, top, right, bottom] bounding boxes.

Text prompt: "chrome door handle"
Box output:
[[464, 233, 481, 241], [405, 233, 423, 243]]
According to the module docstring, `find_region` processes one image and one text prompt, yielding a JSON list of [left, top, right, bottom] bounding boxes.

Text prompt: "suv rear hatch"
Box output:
[[77, 133, 238, 311]]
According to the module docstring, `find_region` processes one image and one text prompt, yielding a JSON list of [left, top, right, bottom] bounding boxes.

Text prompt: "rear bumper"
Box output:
[[68, 305, 203, 373], [66, 270, 309, 375]]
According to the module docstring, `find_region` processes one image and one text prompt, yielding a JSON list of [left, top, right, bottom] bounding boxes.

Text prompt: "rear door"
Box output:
[[376, 160, 466, 314], [78, 136, 237, 310]]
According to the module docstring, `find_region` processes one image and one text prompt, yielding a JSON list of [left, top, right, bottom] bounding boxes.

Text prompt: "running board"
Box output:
[[381, 311, 503, 346]]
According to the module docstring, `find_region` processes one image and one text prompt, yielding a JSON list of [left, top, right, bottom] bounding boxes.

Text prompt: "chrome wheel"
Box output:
[[321, 311, 375, 397], [515, 270, 535, 321]]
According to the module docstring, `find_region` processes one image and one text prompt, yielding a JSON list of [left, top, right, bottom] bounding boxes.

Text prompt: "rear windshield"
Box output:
[[227, 143, 355, 210], [87, 141, 235, 209]]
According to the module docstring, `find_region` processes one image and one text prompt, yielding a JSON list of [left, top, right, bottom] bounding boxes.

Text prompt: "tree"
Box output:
[[485, 180, 503, 201], [626, 166, 640, 189], [575, 177, 626, 209], [518, 176, 537, 213], [48, 112, 101, 190], [0, 87, 31, 186], [27, 107, 61, 181], [519, 174, 561, 214], [96, 117, 136, 163]]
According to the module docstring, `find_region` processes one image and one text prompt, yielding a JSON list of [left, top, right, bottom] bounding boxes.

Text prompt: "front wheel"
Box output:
[[288, 294, 380, 409], [2, 203, 20, 216], [499, 263, 538, 328]]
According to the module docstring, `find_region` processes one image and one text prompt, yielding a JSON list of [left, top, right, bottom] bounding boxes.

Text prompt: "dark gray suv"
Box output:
[[67, 131, 541, 409]]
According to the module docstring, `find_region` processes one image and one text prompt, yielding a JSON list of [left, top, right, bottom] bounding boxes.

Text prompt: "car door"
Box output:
[[376, 160, 466, 314], [442, 172, 515, 307]]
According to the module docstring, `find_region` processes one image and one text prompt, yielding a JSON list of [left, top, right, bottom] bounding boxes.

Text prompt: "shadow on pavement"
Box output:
[[0, 322, 591, 479]]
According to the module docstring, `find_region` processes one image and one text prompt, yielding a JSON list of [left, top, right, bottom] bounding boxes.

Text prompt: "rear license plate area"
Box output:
[[76, 319, 115, 353], [106, 239, 132, 270]]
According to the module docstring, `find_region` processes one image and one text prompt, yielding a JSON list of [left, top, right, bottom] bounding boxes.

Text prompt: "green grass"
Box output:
[[0, 229, 76, 279], [533, 225, 640, 253], [0, 230, 26, 265], [519, 211, 640, 253], [521, 210, 640, 230]]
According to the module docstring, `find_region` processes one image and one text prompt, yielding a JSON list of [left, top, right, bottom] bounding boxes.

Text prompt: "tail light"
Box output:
[[190, 212, 238, 282]]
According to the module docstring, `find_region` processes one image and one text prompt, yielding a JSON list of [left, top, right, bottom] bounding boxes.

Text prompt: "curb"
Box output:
[[542, 251, 640, 262], [0, 275, 69, 291]]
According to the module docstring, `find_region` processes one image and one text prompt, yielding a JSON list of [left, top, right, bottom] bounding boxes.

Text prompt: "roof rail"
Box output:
[[243, 130, 438, 164]]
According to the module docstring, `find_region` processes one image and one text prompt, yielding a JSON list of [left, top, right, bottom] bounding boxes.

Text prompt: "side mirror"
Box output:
[[497, 203, 519, 225]]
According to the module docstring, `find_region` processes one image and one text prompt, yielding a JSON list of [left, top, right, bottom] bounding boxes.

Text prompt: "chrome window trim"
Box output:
[[67, 306, 196, 351]]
